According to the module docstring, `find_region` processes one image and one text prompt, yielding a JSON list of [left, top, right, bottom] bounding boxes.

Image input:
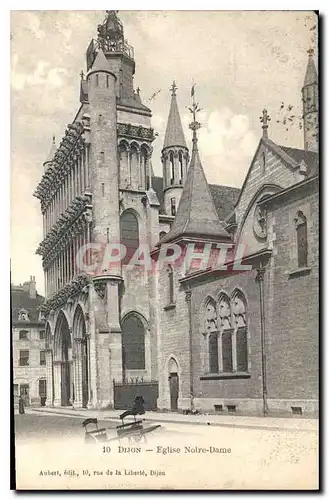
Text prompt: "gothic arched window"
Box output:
[[140, 147, 148, 189], [232, 291, 248, 372], [205, 298, 219, 373], [295, 211, 308, 268], [120, 211, 139, 265], [169, 151, 174, 184], [179, 151, 184, 184], [219, 294, 233, 373], [121, 314, 146, 370], [202, 291, 249, 375]]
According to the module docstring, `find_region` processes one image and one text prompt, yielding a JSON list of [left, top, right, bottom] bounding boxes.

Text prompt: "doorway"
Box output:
[[169, 373, 179, 411], [39, 379, 47, 407], [20, 384, 30, 406]]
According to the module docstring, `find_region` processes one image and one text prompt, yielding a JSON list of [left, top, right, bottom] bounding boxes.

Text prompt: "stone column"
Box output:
[[53, 360, 62, 407], [127, 147, 132, 187], [232, 329, 237, 372], [74, 338, 83, 407], [45, 348, 54, 407], [185, 288, 194, 411], [256, 266, 268, 416], [86, 310, 98, 409], [85, 332, 92, 408]]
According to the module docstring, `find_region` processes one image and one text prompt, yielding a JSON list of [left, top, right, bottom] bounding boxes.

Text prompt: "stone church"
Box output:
[[34, 11, 318, 416]]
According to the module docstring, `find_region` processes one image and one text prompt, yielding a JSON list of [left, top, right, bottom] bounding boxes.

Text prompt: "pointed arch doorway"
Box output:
[[54, 312, 72, 406], [73, 305, 89, 408], [168, 358, 179, 411]]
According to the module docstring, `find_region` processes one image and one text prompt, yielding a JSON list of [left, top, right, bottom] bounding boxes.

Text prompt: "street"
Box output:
[[13, 411, 319, 489], [14, 413, 118, 441]]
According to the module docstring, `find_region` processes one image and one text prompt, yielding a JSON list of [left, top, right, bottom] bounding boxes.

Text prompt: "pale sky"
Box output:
[[10, 10, 317, 295]]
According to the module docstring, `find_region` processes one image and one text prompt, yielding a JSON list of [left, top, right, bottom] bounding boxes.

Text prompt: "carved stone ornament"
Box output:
[[218, 298, 232, 330], [93, 279, 107, 300], [205, 302, 218, 332], [253, 205, 267, 239], [232, 295, 246, 328]]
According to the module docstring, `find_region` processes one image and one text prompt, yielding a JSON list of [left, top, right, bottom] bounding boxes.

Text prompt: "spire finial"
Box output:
[[307, 47, 314, 58], [259, 108, 271, 138], [80, 69, 85, 80], [52, 135, 55, 145], [170, 80, 177, 97], [188, 83, 202, 147]]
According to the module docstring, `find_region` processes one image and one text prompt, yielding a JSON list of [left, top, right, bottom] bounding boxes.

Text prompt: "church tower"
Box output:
[[162, 82, 189, 216], [302, 48, 318, 152], [87, 48, 120, 270]]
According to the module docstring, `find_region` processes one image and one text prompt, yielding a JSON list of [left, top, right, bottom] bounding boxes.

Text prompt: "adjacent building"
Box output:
[[33, 11, 318, 416], [12, 276, 47, 406]]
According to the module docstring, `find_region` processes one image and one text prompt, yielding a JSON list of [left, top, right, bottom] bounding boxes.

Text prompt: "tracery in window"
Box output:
[[202, 290, 249, 375]]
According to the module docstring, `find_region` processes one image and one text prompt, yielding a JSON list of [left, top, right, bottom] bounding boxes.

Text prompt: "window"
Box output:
[[170, 151, 174, 184], [20, 384, 29, 399], [295, 211, 308, 268], [167, 265, 174, 304], [19, 350, 29, 367], [39, 330, 45, 340], [19, 330, 28, 340], [179, 151, 184, 183], [101, 183, 105, 196], [40, 351, 46, 366], [39, 379, 47, 398], [121, 314, 146, 370], [202, 291, 248, 374], [106, 75, 109, 88], [209, 333, 219, 373], [120, 211, 139, 265], [96, 74, 99, 87], [171, 198, 176, 216], [159, 231, 167, 240]]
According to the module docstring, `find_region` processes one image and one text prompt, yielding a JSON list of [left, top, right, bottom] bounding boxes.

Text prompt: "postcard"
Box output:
[[11, 10, 319, 490]]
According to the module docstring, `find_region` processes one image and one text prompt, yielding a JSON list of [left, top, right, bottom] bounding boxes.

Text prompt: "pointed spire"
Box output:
[[89, 47, 112, 74], [304, 48, 317, 87], [163, 81, 187, 150], [161, 87, 230, 245], [44, 136, 57, 166]]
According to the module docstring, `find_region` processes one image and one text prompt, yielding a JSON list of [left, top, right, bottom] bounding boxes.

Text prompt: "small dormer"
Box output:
[[18, 308, 30, 322]]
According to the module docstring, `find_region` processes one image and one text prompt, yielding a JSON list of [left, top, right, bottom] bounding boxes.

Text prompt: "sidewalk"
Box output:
[[27, 406, 318, 433]]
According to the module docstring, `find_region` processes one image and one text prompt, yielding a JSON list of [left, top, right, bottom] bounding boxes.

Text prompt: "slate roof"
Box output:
[[304, 52, 318, 87], [279, 145, 319, 178], [117, 97, 152, 114], [208, 184, 240, 221], [152, 175, 239, 220], [89, 47, 112, 73], [160, 140, 231, 244], [163, 92, 187, 150], [11, 286, 45, 324]]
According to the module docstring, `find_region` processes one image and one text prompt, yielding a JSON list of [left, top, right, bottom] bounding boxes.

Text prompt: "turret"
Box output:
[[302, 48, 318, 152], [87, 47, 120, 276], [43, 136, 56, 170], [161, 81, 189, 216], [86, 10, 135, 100]]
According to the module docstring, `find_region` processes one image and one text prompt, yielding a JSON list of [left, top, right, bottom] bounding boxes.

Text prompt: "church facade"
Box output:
[[34, 11, 318, 416]]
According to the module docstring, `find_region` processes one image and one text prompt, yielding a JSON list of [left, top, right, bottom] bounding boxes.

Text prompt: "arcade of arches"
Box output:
[[47, 306, 90, 408]]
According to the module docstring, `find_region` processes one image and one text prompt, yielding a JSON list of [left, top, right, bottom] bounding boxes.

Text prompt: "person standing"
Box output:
[[18, 395, 25, 415]]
